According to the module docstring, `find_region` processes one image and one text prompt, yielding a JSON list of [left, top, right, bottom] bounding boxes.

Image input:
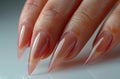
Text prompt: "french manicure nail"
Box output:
[[48, 32, 77, 72], [28, 31, 49, 75], [85, 31, 113, 64], [18, 25, 32, 60]]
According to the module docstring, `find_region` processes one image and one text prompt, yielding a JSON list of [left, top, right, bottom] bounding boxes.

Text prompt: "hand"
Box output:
[[18, 0, 120, 75]]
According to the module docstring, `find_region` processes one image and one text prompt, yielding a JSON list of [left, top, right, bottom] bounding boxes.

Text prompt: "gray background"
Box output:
[[0, 0, 27, 78], [0, 0, 120, 79]]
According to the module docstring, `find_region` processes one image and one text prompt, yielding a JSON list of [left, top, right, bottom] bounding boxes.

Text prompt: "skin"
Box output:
[[18, 0, 120, 75]]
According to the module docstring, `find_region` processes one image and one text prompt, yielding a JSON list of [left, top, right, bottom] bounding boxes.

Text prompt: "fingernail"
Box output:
[[28, 31, 49, 75], [18, 25, 32, 60], [48, 32, 77, 72], [85, 31, 113, 64]]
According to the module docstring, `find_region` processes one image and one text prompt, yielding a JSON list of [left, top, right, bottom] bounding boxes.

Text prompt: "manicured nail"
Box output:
[[28, 31, 49, 75], [18, 25, 32, 60], [85, 31, 113, 64], [48, 32, 77, 72]]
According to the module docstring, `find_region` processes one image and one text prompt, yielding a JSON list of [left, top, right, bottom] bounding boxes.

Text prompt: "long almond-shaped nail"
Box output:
[[18, 25, 32, 60], [28, 31, 49, 75], [48, 32, 77, 72], [85, 31, 113, 64]]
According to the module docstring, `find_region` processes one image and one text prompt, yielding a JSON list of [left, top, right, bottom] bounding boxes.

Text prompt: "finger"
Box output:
[[49, 0, 118, 71], [28, 0, 82, 75], [18, 0, 47, 60], [86, 1, 120, 63]]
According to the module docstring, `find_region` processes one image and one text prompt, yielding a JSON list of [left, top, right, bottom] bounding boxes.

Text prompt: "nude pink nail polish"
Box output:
[[85, 31, 113, 64], [48, 32, 77, 72], [94, 31, 113, 52], [18, 25, 32, 60], [28, 31, 49, 75]]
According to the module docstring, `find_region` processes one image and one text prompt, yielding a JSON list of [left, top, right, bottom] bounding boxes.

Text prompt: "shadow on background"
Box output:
[[53, 43, 120, 72]]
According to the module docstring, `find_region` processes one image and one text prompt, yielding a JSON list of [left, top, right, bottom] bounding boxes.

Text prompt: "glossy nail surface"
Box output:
[[48, 32, 77, 72], [85, 31, 113, 64], [28, 31, 49, 75], [18, 25, 32, 60]]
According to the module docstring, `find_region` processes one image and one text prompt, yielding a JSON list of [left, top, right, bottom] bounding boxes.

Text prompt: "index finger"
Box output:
[[18, 0, 47, 60]]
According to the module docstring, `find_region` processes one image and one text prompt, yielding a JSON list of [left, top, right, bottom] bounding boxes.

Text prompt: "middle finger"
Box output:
[[28, 0, 82, 75]]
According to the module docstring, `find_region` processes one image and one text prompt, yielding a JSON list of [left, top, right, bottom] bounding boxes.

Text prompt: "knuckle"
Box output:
[[78, 6, 97, 24], [73, 9, 97, 30], [80, 10, 96, 25], [71, 10, 96, 30], [41, 3, 62, 17], [26, 0, 40, 8]]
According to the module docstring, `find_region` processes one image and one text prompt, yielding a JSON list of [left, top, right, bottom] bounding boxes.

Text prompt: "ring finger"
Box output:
[[49, 0, 118, 71]]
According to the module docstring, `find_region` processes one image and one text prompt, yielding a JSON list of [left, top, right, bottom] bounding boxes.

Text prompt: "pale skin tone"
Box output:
[[18, 0, 120, 75]]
